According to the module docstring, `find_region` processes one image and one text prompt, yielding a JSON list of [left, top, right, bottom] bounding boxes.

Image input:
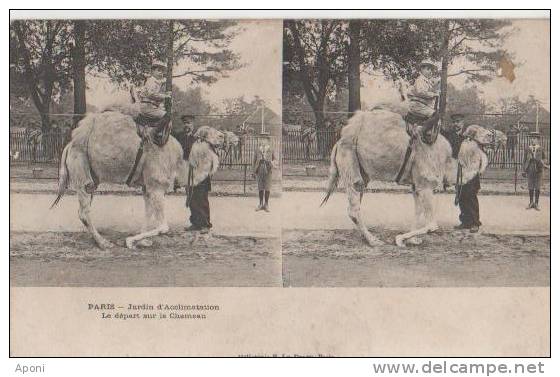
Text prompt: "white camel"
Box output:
[[322, 110, 498, 247], [50, 112, 223, 249]]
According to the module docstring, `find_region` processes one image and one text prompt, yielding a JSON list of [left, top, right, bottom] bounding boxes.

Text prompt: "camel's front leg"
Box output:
[[347, 184, 383, 247], [126, 189, 169, 249], [135, 188, 156, 248], [78, 189, 114, 249], [396, 188, 438, 247]]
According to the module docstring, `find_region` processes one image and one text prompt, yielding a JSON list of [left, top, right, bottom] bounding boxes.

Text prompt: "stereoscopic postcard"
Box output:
[[9, 10, 550, 357]]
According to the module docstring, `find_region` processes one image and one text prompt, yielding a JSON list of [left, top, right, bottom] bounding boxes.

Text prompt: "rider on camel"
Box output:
[[406, 60, 440, 140], [134, 60, 172, 145], [395, 60, 440, 185]]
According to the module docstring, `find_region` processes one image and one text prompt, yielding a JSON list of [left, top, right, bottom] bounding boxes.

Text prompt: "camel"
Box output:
[[50, 112, 224, 249], [321, 110, 498, 247]]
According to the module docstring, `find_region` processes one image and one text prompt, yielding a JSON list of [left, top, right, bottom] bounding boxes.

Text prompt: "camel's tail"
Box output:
[[50, 143, 71, 209], [321, 142, 339, 207]]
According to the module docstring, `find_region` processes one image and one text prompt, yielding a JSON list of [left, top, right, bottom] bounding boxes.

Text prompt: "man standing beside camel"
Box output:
[[453, 118, 488, 233], [185, 126, 221, 233]]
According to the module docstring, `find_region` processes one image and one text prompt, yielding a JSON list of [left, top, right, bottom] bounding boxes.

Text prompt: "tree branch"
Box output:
[[448, 68, 492, 77]]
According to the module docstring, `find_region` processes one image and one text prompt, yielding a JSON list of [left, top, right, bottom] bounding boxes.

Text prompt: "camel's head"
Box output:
[[223, 131, 240, 148], [463, 125, 498, 147], [195, 126, 225, 148]]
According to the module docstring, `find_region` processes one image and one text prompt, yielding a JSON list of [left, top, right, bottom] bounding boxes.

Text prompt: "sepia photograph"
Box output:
[[281, 18, 550, 287], [9, 18, 283, 287], [7, 9, 551, 359]]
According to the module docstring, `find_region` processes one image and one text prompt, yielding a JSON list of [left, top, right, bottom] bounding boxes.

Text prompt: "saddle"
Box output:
[[134, 113, 172, 147], [125, 112, 172, 187], [404, 111, 440, 145], [394, 111, 441, 185]]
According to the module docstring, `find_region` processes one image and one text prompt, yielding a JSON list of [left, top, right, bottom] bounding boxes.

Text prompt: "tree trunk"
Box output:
[[72, 20, 87, 127], [40, 111, 51, 133], [438, 20, 451, 117], [347, 20, 361, 117], [313, 104, 329, 158], [164, 20, 174, 113]]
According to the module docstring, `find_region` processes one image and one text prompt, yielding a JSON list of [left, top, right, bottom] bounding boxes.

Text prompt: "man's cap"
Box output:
[[151, 60, 166, 70], [181, 114, 195, 121], [450, 113, 465, 121], [419, 60, 438, 70], [529, 131, 541, 138]]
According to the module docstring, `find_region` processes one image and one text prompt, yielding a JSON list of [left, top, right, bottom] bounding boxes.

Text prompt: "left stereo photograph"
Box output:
[[9, 18, 283, 287]]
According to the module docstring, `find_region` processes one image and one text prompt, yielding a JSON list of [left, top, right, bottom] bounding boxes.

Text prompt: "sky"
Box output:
[[87, 19, 549, 115], [87, 20, 283, 114], [361, 19, 550, 111]]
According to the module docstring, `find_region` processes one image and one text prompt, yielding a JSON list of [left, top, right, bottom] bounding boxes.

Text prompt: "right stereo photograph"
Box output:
[[280, 18, 550, 288]]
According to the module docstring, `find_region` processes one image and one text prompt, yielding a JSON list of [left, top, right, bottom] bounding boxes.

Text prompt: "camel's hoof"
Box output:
[[395, 235, 406, 248], [407, 236, 423, 246], [137, 239, 153, 248], [366, 236, 384, 247], [97, 239, 114, 250], [125, 238, 136, 249], [426, 223, 439, 233]]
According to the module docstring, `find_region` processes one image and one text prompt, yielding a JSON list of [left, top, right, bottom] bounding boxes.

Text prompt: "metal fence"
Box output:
[[9, 129, 281, 168], [9, 130, 69, 163], [282, 127, 551, 169], [283, 129, 340, 162], [486, 131, 550, 168]]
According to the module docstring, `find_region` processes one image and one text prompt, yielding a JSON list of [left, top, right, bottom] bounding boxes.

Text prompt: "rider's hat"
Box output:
[[181, 114, 195, 122], [529, 131, 541, 138], [419, 60, 438, 71], [151, 60, 167, 70], [450, 113, 465, 121]]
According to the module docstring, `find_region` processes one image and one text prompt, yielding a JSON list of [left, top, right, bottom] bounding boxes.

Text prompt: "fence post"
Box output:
[[514, 164, 518, 193], [243, 164, 247, 196]]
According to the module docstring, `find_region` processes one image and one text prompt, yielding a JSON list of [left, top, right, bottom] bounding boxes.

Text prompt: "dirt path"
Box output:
[[280, 192, 549, 235], [10, 193, 281, 237], [10, 193, 282, 287], [283, 228, 550, 287], [10, 230, 281, 287]]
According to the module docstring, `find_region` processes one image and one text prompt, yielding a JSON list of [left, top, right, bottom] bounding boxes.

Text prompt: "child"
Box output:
[[253, 135, 275, 212]]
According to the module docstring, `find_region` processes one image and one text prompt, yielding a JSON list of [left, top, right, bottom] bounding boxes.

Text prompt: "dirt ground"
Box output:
[[10, 230, 281, 287], [10, 192, 282, 287], [281, 191, 549, 287], [283, 228, 550, 287]]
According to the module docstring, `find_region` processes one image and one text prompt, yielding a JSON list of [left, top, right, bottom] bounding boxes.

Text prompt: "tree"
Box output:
[[435, 19, 512, 116], [72, 20, 87, 125], [10, 20, 73, 132], [346, 20, 361, 116], [284, 20, 347, 156], [88, 20, 240, 86], [170, 85, 214, 135], [446, 83, 487, 116], [284, 20, 346, 130]]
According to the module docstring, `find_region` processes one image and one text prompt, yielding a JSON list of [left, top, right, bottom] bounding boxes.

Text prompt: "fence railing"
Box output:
[[10, 127, 552, 170], [9, 129, 281, 168], [283, 129, 340, 162], [9, 130, 69, 163], [486, 132, 550, 168], [282, 128, 550, 169]]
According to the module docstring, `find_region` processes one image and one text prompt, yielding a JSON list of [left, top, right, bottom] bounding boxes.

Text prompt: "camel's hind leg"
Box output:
[[347, 184, 383, 247], [395, 188, 439, 247], [126, 188, 169, 249], [77, 189, 114, 249]]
